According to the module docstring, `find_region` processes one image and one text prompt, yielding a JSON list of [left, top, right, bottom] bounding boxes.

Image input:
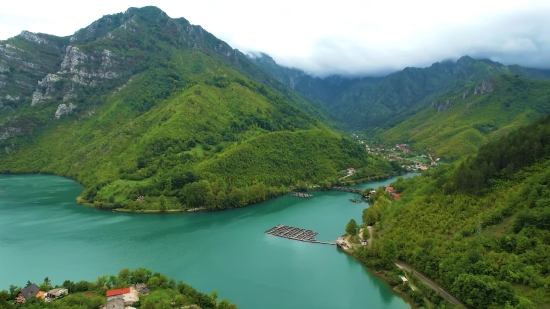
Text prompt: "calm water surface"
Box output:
[[0, 174, 418, 309]]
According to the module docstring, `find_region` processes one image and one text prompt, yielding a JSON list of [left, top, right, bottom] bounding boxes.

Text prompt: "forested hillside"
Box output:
[[357, 115, 550, 308], [379, 75, 550, 160], [250, 53, 550, 129], [0, 6, 399, 211]]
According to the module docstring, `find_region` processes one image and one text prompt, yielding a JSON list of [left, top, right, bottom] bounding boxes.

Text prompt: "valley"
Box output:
[[1, 4, 549, 309]]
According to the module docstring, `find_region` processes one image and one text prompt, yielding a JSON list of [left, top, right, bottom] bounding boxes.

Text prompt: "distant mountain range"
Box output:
[[249, 53, 550, 129]]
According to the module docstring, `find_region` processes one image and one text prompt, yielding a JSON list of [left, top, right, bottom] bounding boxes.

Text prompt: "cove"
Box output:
[[0, 173, 417, 309]]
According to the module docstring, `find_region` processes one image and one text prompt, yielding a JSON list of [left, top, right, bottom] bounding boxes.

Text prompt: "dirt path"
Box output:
[[395, 261, 464, 307]]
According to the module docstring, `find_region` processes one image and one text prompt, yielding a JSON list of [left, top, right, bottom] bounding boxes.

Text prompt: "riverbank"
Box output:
[[336, 246, 417, 309], [71, 171, 415, 214]]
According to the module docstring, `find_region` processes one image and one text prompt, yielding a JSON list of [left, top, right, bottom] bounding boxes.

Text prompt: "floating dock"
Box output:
[[331, 187, 362, 194], [265, 225, 335, 245], [292, 192, 313, 198]]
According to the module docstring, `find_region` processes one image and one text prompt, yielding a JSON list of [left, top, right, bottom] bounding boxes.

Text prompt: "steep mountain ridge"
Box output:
[[380, 75, 550, 159], [0, 6, 397, 210], [249, 53, 550, 128]]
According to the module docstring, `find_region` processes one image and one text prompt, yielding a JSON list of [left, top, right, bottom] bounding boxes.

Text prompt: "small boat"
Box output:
[[349, 199, 362, 204]]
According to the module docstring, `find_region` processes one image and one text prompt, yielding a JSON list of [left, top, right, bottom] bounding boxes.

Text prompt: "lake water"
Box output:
[[0, 174, 418, 309]]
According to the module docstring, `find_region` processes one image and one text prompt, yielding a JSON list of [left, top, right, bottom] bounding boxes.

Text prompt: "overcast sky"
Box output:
[[1, 0, 550, 76]]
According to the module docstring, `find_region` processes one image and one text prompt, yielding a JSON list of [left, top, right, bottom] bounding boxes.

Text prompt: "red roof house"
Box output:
[[385, 186, 394, 192], [106, 288, 130, 297], [393, 193, 401, 199]]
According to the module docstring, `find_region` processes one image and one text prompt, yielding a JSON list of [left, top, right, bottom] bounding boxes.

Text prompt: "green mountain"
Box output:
[[0, 6, 397, 210], [249, 54, 550, 128], [357, 115, 550, 308], [379, 75, 550, 160]]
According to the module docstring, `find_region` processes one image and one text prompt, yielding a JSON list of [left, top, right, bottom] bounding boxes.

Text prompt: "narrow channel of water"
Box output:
[[0, 174, 417, 309]]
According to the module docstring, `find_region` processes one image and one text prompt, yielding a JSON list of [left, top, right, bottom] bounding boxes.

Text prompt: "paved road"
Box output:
[[395, 261, 464, 307]]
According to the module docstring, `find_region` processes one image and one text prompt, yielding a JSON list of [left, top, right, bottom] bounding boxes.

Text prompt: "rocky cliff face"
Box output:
[[0, 32, 68, 113]]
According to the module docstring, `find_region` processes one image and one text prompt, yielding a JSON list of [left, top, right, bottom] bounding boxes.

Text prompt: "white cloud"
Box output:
[[1, 0, 549, 76]]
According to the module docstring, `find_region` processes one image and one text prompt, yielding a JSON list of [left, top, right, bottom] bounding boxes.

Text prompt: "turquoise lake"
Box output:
[[0, 174, 418, 309]]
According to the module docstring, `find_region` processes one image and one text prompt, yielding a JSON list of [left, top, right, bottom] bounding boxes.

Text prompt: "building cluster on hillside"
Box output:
[[14, 282, 150, 309], [385, 186, 401, 199], [394, 143, 412, 154], [15, 284, 68, 304]]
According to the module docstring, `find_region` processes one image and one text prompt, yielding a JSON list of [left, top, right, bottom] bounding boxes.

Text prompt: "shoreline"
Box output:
[[336, 246, 418, 309], [1, 170, 408, 215]]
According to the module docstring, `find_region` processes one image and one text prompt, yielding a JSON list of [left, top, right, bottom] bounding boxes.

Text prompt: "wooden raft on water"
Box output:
[[265, 225, 335, 245], [291, 192, 313, 198], [330, 187, 362, 193]]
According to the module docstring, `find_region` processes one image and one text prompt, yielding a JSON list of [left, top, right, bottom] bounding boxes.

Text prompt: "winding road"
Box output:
[[395, 261, 464, 307]]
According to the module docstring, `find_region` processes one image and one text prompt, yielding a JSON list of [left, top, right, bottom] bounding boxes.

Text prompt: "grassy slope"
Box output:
[[380, 75, 550, 160]]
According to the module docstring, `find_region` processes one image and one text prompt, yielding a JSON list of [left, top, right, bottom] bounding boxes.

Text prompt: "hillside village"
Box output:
[[351, 134, 440, 171], [13, 282, 151, 309]]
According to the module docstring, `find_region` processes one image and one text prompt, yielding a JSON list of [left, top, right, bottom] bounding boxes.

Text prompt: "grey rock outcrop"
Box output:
[[19, 31, 51, 45], [60, 46, 88, 74], [474, 79, 495, 95], [55, 103, 77, 119], [31, 74, 61, 106], [437, 100, 452, 112]]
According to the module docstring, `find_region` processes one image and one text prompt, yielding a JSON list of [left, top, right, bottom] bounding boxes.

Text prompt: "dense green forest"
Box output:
[[0, 7, 400, 211], [354, 115, 550, 308], [0, 268, 237, 309], [250, 54, 550, 129], [379, 75, 550, 160]]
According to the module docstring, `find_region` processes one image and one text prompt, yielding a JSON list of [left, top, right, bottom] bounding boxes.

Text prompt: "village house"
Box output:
[[385, 186, 394, 193], [101, 297, 125, 309], [47, 287, 68, 300], [346, 168, 355, 175], [134, 283, 150, 295], [16, 284, 39, 303], [35, 291, 46, 300], [106, 287, 139, 306]]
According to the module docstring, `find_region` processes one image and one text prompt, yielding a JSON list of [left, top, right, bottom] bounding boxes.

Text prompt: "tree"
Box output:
[[362, 208, 378, 225], [362, 227, 371, 240], [39, 283, 50, 291], [346, 219, 358, 235], [96, 275, 108, 288], [118, 268, 131, 285], [158, 195, 168, 212], [9, 285, 20, 299]]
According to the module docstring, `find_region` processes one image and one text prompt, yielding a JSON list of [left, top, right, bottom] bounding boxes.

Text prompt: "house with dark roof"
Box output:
[[17, 284, 39, 303]]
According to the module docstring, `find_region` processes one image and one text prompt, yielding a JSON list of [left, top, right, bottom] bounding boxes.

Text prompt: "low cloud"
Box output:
[[1, 0, 549, 77]]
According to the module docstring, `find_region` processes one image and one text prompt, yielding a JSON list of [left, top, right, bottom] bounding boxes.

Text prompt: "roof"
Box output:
[[48, 288, 67, 293], [385, 186, 394, 191], [21, 284, 39, 300], [347, 168, 355, 170], [393, 194, 401, 199], [106, 288, 131, 297], [36, 291, 46, 299]]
